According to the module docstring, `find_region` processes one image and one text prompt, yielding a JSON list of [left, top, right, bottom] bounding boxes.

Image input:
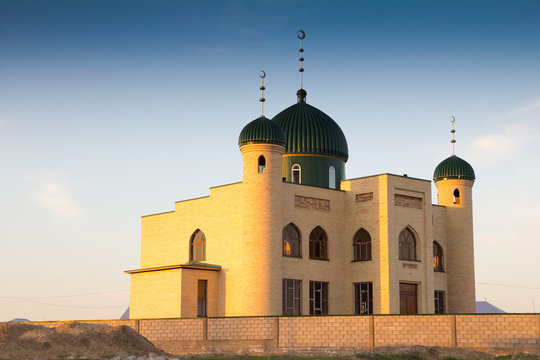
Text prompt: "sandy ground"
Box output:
[[0, 322, 169, 359]]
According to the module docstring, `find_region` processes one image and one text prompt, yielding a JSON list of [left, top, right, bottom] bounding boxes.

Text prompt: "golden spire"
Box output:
[[451, 116, 456, 155], [259, 70, 266, 117], [297, 30, 305, 89]]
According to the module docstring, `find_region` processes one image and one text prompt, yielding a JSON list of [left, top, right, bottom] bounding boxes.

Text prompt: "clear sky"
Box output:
[[1, 0, 539, 321]]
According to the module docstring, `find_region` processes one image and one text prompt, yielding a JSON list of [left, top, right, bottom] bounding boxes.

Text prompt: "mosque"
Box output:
[[126, 31, 477, 318]]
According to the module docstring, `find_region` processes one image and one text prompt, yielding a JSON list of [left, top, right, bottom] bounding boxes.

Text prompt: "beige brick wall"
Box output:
[[457, 314, 540, 349], [139, 318, 203, 341], [26, 314, 540, 355], [207, 317, 274, 340], [374, 315, 454, 347], [279, 316, 372, 348]]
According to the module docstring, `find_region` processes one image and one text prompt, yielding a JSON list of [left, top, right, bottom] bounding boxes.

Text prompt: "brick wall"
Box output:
[[374, 315, 454, 347], [27, 314, 540, 356]]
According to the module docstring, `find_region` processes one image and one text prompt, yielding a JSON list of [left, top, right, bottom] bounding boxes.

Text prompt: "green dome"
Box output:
[[433, 155, 476, 182], [272, 89, 349, 162], [238, 116, 286, 147]]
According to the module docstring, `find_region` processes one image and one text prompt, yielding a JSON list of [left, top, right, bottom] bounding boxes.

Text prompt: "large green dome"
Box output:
[[433, 155, 476, 182], [238, 116, 286, 148], [272, 89, 349, 162]]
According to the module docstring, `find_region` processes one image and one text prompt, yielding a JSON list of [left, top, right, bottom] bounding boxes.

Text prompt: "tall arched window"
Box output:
[[433, 241, 444, 271], [399, 228, 417, 260], [283, 223, 301, 257], [353, 228, 371, 261], [329, 166, 336, 189], [453, 189, 460, 204], [309, 226, 328, 260], [258, 155, 266, 173], [292, 164, 301, 184], [190, 229, 206, 261]]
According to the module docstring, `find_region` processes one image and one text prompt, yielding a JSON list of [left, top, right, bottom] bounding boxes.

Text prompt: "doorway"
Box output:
[[197, 280, 207, 317], [399, 283, 417, 314]]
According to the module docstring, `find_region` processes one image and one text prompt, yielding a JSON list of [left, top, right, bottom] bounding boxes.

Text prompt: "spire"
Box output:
[[259, 70, 266, 117], [450, 116, 456, 155], [297, 30, 305, 89]]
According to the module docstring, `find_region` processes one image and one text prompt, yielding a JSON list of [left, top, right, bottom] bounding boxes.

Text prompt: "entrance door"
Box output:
[[197, 280, 207, 317], [399, 283, 417, 314]]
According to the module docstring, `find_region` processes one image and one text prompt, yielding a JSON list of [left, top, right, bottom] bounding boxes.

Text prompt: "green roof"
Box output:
[[238, 116, 286, 147], [433, 155, 476, 182], [272, 89, 349, 162]]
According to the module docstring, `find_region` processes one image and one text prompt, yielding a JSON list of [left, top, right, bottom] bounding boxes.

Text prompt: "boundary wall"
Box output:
[[30, 314, 540, 356]]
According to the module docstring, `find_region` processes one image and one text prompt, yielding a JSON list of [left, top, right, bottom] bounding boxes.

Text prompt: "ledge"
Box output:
[[125, 261, 222, 274]]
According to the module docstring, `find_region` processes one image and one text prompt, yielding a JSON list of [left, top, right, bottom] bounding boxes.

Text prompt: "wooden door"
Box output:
[[400, 283, 417, 314]]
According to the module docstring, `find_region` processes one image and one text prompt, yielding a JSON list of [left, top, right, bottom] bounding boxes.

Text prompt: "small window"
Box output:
[[283, 278, 302, 315], [309, 281, 328, 315], [399, 228, 417, 261], [329, 166, 336, 189], [190, 229, 206, 261], [258, 155, 266, 173], [309, 226, 328, 260], [354, 282, 373, 314], [453, 188, 460, 204], [292, 164, 301, 184], [353, 228, 372, 261], [283, 223, 301, 257], [433, 241, 444, 272], [434, 290, 445, 314]]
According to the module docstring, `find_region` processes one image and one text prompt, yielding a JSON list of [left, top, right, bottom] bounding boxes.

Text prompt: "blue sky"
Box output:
[[1, 0, 540, 320]]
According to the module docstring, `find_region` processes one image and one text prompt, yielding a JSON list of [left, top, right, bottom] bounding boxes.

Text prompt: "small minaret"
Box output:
[[237, 72, 286, 316], [433, 117, 476, 313]]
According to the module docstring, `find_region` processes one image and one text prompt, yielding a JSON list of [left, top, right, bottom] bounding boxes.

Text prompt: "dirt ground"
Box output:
[[0, 321, 169, 359]]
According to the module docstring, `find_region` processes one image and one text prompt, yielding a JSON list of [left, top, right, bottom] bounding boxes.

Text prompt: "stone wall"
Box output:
[[29, 314, 540, 356]]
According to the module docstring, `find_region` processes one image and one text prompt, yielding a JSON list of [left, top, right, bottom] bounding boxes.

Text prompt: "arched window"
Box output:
[[190, 229, 206, 261], [258, 155, 266, 173], [292, 164, 301, 184], [399, 228, 417, 260], [453, 189, 460, 204], [353, 228, 372, 261], [433, 241, 444, 271], [329, 166, 336, 189], [309, 226, 328, 260], [283, 223, 301, 257]]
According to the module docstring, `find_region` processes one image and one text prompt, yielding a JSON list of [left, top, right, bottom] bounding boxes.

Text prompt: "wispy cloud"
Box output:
[[509, 98, 540, 114], [467, 124, 540, 162], [25, 173, 81, 219]]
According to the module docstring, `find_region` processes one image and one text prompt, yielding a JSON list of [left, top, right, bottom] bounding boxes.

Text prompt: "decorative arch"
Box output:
[[309, 226, 328, 260], [453, 188, 460, 204], [282, 223, 301, 257], [189, 229, 206, 261], [353, 228, 371, 261], [292, 164, 301, 184], [258, 155, 266, 173], [433, 241, 444, 271], [398, 227, 417, 261]]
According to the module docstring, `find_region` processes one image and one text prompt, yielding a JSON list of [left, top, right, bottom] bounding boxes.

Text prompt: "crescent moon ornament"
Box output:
[[297, 30, 305, 39], [259, 70, 266, 79], [451, 116, 455, 123]]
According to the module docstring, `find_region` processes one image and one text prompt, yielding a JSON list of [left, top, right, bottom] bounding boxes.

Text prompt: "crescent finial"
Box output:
[[297, 30, 306, 39]]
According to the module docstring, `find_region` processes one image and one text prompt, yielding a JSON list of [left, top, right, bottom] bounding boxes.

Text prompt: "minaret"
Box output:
[[433, 117, 476, 313], [237, 71, 286, 315]]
